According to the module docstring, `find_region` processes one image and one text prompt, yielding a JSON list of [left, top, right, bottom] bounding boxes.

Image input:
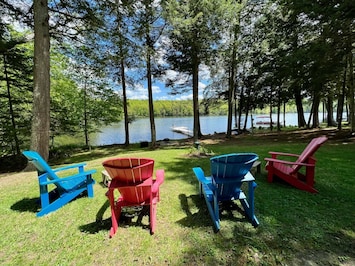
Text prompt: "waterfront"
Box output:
[[91, 113, 310, 146]]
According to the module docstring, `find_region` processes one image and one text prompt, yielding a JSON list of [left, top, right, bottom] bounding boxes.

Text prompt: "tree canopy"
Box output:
[[0, 0, 354, 157]]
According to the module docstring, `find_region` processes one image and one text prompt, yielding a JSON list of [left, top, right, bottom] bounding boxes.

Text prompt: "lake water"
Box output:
[[91, 113, 322, 146]]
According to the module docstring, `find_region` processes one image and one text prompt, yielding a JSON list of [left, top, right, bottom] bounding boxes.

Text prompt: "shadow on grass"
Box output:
[[11, 197, 39, 213], [177, 193, 253, 230], [11, 189, 61, 213], [80, 200, 152, 234], [79, 199, 111, 234], [11, 190, 88, 215], [176, 194, 209, 228]]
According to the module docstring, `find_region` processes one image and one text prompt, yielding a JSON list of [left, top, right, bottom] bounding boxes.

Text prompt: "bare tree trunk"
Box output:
[[83, 76, 90, 150], [326, 94, 337, 127], [3, 54, 20, 155], [237, 86, 245, 131], [192, 51, 201, 142], [294, 87, 306, 127], [29, 0, 50, 161], [120, 54, 129, 147], [147, 51, 156, 147], [146, 32, 156, 147], [227, 46, 236, 139], [276, 89, 281, 131], [283, 102, 286, 127], [349, 46, 355, 132], [311, 89, 321, 128], [337, 62, 347, 130]]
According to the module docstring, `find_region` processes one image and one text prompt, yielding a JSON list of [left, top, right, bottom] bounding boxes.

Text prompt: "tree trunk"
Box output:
[[283, 102, 286, 127], [311, 89, 321, 128], [337, 63, 347, 130], [226, 47, 236, 139], [237, 86, 245, 131], [276, 90, 281, 131], [326, 95, 337, 127], [120, 54, 129, 147], [147, 49, 156, 147], [3, 54, 20, 155], [83, 77, 90, 150], [349, 46, 355, 132], [30, 0, 50, 161], [192, 51, 201, 142], [293, 87, 306, 127]]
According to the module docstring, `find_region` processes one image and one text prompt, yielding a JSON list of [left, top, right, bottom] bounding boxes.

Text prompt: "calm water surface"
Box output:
[[92, 113, 317, 146]]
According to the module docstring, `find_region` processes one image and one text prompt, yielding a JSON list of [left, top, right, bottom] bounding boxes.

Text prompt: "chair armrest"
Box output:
[[268, 151, 299, 158], [39, 170, 96, 185], [152, 169, 164, 193], [192, 167, 211, 185], [265, 158, 314, 167], [154, 169, 164, 188], [53, 163, 87, 173]]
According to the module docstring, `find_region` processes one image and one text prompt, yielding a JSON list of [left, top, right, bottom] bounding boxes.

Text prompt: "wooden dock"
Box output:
[[171, 126, 193, 137]]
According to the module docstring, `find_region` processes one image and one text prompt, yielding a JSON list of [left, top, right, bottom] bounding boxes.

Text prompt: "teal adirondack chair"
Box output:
[[193, 153, 259, 231], [22, 150, 96, 217]]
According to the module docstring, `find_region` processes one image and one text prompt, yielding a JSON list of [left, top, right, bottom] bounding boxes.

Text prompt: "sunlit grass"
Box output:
[[1, 130, 355, 265]]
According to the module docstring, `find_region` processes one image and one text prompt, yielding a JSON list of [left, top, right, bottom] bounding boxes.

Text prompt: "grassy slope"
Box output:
[[1, 128, 354, 265]]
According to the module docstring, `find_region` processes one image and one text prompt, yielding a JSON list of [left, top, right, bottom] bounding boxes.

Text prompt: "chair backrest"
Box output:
[[102, 158, 154, 184], [22, 150, 60, 181], [210, 153, 258, 199], [211, 153, 258, 181], [103, 158, 155, 203], [292, 136, 328, 172]]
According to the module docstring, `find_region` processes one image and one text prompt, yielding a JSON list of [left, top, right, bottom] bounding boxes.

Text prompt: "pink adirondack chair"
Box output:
[[102, 158, 164, 237], [265, 136, 327, 193]]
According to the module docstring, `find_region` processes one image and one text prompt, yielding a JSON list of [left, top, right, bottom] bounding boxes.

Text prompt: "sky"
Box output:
[[125, 65, 211, 101], [126, 80, 208, 101]]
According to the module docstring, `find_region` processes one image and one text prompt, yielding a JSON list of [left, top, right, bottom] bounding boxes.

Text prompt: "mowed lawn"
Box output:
[[1, 129, 354, 265]]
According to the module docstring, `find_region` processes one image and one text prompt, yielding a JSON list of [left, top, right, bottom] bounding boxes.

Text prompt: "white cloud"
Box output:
[[127, 84, 162, 100], [175, 93, 193, 100], [126, 83, 147, 100]]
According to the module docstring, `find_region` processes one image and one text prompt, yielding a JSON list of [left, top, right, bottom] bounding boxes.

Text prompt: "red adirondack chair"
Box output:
[[265, 136, 327, 193], [102, 158, 164, 237]]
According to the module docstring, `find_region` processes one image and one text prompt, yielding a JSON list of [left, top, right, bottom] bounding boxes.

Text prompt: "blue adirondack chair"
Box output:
[[193, 153, 259, 231], [22, 150, 96, 217]]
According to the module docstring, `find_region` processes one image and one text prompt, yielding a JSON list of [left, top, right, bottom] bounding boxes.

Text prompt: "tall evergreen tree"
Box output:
[[162, 0, 226, 141], [30, 0, 51, 160], [133, 0, 165, 148], [0, 25, 33, 156]]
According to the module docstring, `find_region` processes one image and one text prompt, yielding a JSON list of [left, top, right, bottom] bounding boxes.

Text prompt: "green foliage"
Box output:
[[0, 25, 33, 156], [126, 99, 310, 118], [50, 50, 123, 146], [128, 99, 195, 117]]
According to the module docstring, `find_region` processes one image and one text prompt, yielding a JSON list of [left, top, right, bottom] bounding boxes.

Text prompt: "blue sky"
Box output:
[[126, 80, 207, 101], [126, 66, 210, 101]]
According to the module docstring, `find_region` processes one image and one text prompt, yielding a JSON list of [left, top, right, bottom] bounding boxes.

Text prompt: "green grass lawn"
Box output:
[[1, 129, 354, 265]]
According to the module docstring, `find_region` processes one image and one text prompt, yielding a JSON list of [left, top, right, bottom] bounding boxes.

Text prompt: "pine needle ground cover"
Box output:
[[1, 129, 354, 265]]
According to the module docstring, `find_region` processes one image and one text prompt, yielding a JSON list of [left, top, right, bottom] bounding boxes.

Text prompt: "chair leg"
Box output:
[[267, 166, 274, 183], [240, 181, 259, 227], [150, 203, 157, 235], [109, 203, 122, 238], [107, 189, 121, 238], [86, 175, 94, 198], [37, 189, 84, 217]]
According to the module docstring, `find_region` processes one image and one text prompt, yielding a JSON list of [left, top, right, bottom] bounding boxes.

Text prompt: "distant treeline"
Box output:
[[127, 99, 313, 118]]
